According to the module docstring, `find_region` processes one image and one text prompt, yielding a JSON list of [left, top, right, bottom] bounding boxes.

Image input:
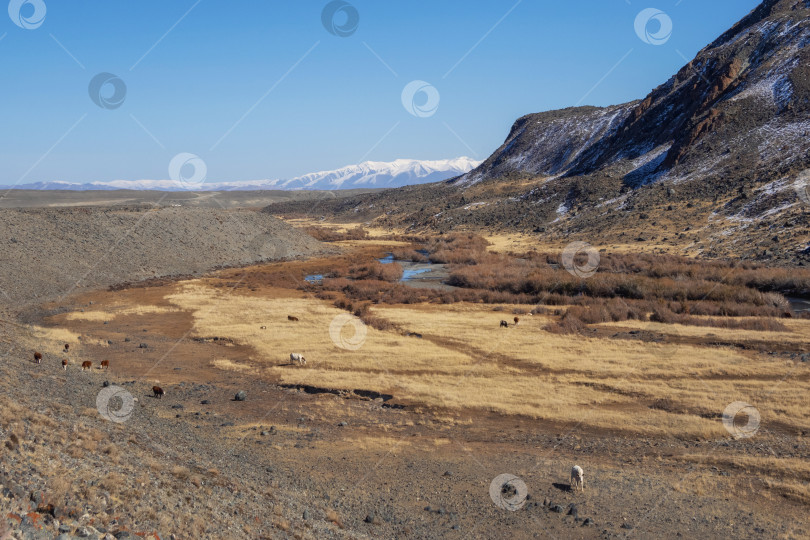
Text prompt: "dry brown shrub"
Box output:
[[304, 225, 368, 242], [348, 260, 403, 282]]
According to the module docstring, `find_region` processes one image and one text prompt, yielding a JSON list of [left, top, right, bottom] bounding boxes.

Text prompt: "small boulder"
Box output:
[[234, 390, 247, 402]]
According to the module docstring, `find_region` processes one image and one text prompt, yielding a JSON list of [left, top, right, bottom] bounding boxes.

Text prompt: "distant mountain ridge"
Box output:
[[7, 158, 480, 192]]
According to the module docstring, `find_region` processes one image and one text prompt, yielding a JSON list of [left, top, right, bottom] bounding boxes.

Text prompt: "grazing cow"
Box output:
[[499, 320, 509, 328], [570, 465, 585, 492], [514, 316, 520, 326], [152, 386, 164, 399], [260, 326, 267, 330], [101, 360, 109, 370], [34, 352, 42, 364], [64, 344, 70, 352], [290, 353, 306, 366], [287, 315, 299, 322], [62, 359, 68, 371], [81, 361, 92, 371]]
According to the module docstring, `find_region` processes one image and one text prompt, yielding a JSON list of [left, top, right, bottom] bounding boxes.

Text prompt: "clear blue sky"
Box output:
[[0, 0, 760, 185]]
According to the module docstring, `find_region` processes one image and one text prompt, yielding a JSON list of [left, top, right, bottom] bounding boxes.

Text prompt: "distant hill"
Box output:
[[7, 157, 480, 192]]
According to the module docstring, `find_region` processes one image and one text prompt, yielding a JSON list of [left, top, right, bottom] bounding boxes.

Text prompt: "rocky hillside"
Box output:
[[459, 0, 810, 187], [0, 207, 330, 310], [266, 0, 810, 264]]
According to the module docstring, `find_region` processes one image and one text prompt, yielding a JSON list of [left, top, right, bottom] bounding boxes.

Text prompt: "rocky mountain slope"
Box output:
[[266, 0, 810, 264], [459, 0, 810, 187]]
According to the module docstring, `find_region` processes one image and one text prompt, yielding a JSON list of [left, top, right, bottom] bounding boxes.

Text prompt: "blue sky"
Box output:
[[0, 0, 760, 185]]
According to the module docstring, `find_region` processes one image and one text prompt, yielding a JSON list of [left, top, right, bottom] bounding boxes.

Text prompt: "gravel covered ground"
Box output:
[[0, 206, 332, 310]]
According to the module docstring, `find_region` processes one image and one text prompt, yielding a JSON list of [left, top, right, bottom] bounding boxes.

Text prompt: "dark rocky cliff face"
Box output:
[[457, 0, 810, 188]]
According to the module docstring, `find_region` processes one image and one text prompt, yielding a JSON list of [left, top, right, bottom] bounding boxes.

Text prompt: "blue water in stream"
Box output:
[[378, 253, 432, 281], [305, 254, 434, 284], [401, 268, 432, 280]]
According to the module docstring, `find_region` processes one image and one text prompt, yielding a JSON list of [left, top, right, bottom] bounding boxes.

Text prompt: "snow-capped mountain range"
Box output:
[[7, 158, 480, 192]]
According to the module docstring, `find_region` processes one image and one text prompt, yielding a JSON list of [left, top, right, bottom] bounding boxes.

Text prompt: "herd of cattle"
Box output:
[[28, 311, 589, 494]]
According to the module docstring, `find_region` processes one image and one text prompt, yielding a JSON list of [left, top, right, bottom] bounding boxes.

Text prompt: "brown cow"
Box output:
[[62, 359, 68, 371], [499, 320, 509, 328], [101, 360, 109, 370], [64, 344, 70, 352], [152, 386, 164, 399], [34, 352, 42, 364], [81, 361, 92, 371], [287, 315, 299, 322], [514, 316, 520, 326]]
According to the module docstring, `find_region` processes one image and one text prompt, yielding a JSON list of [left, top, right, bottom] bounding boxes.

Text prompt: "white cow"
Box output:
[[290, 353, 306, 366], [570, 465, 584, 491]]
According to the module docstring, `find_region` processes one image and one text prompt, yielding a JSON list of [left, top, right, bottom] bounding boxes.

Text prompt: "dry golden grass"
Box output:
[[598, 318, 810, 343], [64, 305, 181, 321], [675, 453, 810, 503], [166, 283, 486, 376], [158, 282, 810, 437], [210, 358, 255, 373]]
